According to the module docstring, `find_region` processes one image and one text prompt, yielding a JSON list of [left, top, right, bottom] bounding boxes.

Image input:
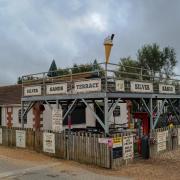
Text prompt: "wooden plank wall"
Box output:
[[0, 126, 135, 169], [67, 132, 110, 168]]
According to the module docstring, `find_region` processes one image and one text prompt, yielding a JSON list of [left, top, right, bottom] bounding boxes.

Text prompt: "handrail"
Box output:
[[22, 62, 180, 87]]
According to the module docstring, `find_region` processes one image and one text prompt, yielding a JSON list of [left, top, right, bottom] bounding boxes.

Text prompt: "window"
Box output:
[[63, 105, 86, 125], [18, 109, 27, 124]]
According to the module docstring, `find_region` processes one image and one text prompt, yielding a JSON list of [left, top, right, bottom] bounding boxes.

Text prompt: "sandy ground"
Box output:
[[0, 146, 180, 180], [53, 153, 180, 180]]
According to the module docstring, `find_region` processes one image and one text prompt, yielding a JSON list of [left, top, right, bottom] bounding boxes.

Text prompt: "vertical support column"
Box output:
[[6, 107, 13, 128], [105, 62, 108, 135], [104, 97, 109, 135], [21, 101, 24, 128], [105, 63, 107, 92], [140, 67, 143, 80], [43, 72, 45, 96], [127, 100, 132, 129], [70, 69, 73, 93], [56, 100, 59, 109], [149, 98, 153, 130]]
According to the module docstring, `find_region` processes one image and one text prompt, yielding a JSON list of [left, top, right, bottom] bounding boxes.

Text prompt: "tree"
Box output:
[[115, 57, 141, 79], [92, 59, 105, 77], [92, 59, 99, 71], [71, 60, 104, 76], [47, 59, 58, 77], [137, 43, 177, 78], [17, 77, 22, 84], [57, 68, 70, 76], [51, 60, 104, 77], [72, 63, 93, 74], [161, 47, 177, 78]]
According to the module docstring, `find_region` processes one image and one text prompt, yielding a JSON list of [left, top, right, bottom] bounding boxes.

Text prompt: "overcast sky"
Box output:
[[0, 0, 180, 84]]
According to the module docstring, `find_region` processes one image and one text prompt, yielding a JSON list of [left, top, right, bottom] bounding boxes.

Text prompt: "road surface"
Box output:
[[0, 146, 131, 180]]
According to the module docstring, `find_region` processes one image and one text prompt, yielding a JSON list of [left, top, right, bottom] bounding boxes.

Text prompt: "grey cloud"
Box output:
[[0, 0, 180, 84]]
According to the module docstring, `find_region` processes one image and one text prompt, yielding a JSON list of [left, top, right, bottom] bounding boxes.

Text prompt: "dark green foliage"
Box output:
[[56, 60, 104, 77], [17, 76, 34, 83], [115, 57, 141, 79], [137, 43, 177, 78], [115, 43, 177, 80], [71, 63, 93, 74], [138, 43, 163, 72], [47, 59, 58, 77], [161, 47, 177, 78], [93, 59, 105, 76], [17, 77, 22, 84], [57, 68, 70, 76]]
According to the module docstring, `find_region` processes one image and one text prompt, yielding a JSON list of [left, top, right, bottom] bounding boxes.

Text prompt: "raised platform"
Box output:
[[21, 91, 180, 102]]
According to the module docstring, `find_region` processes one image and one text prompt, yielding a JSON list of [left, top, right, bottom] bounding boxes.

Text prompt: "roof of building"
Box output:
[[0, 84, 22, 105]]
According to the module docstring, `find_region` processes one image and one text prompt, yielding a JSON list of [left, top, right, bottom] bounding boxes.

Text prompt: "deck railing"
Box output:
[[21, 62, 180, 96]]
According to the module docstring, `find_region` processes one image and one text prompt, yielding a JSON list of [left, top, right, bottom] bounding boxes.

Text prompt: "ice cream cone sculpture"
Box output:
[[104, 34, 114, 64]]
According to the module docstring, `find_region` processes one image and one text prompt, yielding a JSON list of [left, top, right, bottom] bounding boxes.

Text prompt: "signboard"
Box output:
[[113, 147, 123, 159], [178, 129, 180, 145], [157, 131, 167, 143], [46, 83, 67, 95], [43, 132, 55, 154], [16, 130, 26, 148], [24, 86, 41, 96], [108, 138, 113, 148], [123, 135, 134, 160], [0, 128, 2, 144], [74, 79, 101, 93], [157, 141, 166, 152], [112, 137, 123, 159], [157, 131, 167, 152], [115, 80, 125, 92], [52, 108, 63, 132], [113, 106, 120, 117], [113, 137, 122, 148], [130, 123, 134, 129], [130, 81, 153, 93], [98, 138, 111, 144], [159, 84, 175, 94]]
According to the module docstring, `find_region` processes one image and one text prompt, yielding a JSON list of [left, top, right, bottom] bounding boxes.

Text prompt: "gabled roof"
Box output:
[[0, 84, 22, 105]]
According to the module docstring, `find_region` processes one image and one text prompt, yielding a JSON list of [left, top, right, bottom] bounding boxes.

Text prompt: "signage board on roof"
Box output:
[[115, 80, 125, 92], [46, 83, 67, 95], [24, 86, 41, 96], [159, 84, 175, 94], [130, 81, 153, 93], [74, 79, 101, 93]]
